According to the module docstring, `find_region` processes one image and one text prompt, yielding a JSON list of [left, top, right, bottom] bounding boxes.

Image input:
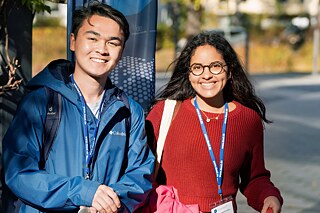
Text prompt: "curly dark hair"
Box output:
[[156, 31, 271, 123]]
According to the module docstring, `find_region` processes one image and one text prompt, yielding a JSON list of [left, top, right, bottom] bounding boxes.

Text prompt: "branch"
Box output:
[[0, 0, 23, 95], [0, 58, 23, 95]]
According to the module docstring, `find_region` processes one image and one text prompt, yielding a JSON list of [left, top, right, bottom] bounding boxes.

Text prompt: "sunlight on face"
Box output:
[[70, 15, 125, 80], [189, 45, 229, 104]]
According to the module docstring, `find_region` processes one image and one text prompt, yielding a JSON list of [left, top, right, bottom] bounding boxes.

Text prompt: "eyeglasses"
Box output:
[[189, 62, 227, 76]]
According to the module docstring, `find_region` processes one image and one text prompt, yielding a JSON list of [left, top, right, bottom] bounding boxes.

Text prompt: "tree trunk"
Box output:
[[185, 3, 201, 40]]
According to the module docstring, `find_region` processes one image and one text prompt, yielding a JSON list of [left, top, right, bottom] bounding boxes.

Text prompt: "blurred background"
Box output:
[[1, 1, 319, 212], [32, 0, 320, 76]]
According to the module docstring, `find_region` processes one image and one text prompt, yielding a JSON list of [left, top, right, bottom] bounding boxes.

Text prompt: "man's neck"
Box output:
[[73, 72, 106, 104]]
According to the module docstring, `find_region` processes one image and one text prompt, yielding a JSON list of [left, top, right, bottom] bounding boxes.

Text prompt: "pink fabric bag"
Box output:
[[154, 185, 201, 213], [135, 184, 201, 213]]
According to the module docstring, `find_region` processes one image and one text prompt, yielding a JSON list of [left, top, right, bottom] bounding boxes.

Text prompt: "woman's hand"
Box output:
[[261, 196, 282, 213]]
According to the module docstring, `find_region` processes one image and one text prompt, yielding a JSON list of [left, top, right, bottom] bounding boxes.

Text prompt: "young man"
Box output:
[[2, 2, 154, 212]]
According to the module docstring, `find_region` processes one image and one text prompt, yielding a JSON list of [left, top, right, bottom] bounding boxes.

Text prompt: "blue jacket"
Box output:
[[2, 59, 155, 212]]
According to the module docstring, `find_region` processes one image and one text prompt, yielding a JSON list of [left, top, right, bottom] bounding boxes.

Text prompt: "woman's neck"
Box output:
[[193, 96, 225, 113]]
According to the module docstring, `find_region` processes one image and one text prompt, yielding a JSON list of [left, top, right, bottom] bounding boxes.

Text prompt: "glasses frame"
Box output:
[[189, 61, 227, 76]]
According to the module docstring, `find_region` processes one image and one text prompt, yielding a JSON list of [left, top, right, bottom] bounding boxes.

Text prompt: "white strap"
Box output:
[[154, 99, 176, 177]]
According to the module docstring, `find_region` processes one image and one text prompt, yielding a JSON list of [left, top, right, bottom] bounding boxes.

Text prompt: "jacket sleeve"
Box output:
[[239, 117, 283, 211], [2, 90, 100, 211], [109, 99, 155, 212]]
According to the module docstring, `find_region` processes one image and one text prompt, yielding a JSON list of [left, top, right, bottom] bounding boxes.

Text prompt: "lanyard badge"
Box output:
[[194, 98, 234, 212], [71, 74, 105, 179]]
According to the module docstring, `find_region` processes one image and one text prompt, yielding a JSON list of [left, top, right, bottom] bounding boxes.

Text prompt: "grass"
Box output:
[[33, 26, 316, 76]]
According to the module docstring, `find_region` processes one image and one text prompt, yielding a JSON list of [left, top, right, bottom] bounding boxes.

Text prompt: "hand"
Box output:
[[261, 196, 282, 213], [91, 185, 121, 213]]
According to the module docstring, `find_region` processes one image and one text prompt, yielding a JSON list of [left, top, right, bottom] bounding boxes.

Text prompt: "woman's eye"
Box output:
[[212, 63, 222, 68]]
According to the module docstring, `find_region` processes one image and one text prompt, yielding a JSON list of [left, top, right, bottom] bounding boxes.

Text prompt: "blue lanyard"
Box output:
[[71, 74, 105, 179], [194, 97, 229, 198]]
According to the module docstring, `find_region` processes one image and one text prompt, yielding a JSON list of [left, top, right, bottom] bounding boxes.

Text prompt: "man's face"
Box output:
[[70, 15, 124, 79]]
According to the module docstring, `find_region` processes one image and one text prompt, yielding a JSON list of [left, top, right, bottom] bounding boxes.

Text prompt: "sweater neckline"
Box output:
[[184, 98, 242, 119]]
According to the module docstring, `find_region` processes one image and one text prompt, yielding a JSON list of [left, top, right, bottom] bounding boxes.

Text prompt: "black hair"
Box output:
[[156, 31, 271, 123], [71, 1, 130, 42]]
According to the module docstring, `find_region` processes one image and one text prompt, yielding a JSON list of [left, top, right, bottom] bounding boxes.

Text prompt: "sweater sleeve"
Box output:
[[239, 117, 283, 211]]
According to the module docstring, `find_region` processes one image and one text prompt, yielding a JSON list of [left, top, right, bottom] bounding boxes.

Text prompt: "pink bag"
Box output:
[[155, 185, 201, 213], [135, 185, 201, 213]]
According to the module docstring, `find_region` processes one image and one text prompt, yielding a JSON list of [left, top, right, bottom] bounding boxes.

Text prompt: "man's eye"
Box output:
[[108, 41, 120, 46], [88, 37, 97, 41]]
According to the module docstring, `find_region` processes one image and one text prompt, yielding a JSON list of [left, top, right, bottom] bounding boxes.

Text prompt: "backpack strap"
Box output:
[[154, 99, 181, 178], [39, 87, 62, 170]]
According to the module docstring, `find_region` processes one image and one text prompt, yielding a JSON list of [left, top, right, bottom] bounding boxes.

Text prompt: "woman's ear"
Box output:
[[228, 71, 232, 80]]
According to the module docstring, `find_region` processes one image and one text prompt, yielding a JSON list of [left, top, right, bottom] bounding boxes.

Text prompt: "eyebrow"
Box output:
[[192, 61, 225, 65], [85, 30, 123, 42]]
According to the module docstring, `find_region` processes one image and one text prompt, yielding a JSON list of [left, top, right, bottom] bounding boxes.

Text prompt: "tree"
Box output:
[[0, 0, 51, 95], [161, 0, 203, 54]]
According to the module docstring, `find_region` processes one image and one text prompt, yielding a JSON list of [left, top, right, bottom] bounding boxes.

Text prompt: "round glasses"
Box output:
[[189, 62, 227, 76]]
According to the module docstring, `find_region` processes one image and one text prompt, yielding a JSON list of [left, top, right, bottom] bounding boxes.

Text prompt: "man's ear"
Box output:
[[70, 33, 75, 51]]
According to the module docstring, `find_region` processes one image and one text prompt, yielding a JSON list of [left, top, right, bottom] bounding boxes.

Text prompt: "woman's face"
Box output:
[[189, 44, 229, 103]]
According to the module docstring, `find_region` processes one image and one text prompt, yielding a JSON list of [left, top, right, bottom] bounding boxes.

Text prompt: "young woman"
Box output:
[[146, 31, 283, 213]]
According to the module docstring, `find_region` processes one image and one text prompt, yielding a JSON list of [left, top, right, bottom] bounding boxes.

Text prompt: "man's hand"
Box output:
[[90, 185, 121, 213]]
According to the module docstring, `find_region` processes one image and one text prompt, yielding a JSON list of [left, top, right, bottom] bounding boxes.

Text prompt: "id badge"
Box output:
[[78, 207, 90, 213], [210, 196, 234, 213]]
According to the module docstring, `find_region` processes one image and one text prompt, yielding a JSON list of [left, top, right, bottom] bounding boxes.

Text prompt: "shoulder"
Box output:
[[146, 100, 166, 120], [232, 101, 263, 128], [127, 96, 145, 116], [18, 88, 47, 113], [7, 88, 48, 134], [233, 101, 260, 118]]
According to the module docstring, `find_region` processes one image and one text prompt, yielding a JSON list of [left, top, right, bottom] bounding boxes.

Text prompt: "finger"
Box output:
[[102, 194, 118, 212], [93, 185, 120, 212], [267, 207, 274, 213], [89, 207, 98, 213], [92, 197, 107, 213], [103, 186, 121, 208], [92, 196, 112, 213], [98, 185, 120, 210], [261, 203, 270, 213]]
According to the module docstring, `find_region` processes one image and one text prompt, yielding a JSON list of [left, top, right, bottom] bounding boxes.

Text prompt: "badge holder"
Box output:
[[210, 196, 234, 213], [78, 207, 90, 213]]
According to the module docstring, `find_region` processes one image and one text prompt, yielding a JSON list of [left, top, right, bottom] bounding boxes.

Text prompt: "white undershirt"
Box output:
[[87, 94, 104, 119]]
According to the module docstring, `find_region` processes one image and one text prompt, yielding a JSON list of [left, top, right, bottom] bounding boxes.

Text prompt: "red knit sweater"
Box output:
[[146, 99, 283, 212]]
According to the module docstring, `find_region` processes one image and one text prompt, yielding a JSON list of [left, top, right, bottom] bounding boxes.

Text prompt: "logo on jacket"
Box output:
[[109, 130, 126, 136]]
